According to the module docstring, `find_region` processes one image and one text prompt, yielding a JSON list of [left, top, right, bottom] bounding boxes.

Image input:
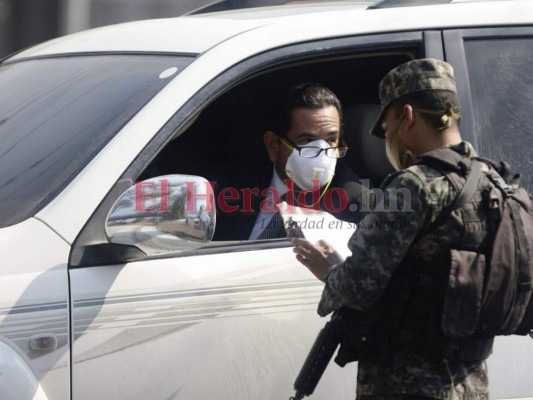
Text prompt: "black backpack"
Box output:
[[290, 150, 533, 396], [417, 149, 533, 339]]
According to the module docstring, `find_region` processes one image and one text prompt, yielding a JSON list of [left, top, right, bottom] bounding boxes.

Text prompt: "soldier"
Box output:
[[292, 59, 491, 399]]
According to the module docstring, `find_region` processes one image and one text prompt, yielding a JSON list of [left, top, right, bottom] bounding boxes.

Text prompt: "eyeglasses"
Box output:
[[278, 136, 349, 159]]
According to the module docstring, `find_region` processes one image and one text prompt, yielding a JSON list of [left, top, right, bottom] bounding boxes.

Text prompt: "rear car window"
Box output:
[[0, 54, 193, 227], [464, 36, 533, 191]]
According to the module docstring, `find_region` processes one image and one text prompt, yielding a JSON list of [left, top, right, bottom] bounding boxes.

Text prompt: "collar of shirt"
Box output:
[[444, 141, 477, 158], [248, 168, 287, 240], [269, 168, 288, 200]]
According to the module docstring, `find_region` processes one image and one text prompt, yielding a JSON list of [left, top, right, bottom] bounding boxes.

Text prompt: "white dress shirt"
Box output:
[[248, 168, 287, 240]]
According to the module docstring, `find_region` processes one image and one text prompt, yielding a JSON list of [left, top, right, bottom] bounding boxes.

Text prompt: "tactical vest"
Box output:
[[337, 148, 498, 365]]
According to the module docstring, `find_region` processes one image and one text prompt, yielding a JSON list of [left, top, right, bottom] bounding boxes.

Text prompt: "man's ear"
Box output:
[[263, 131, 279, 163]]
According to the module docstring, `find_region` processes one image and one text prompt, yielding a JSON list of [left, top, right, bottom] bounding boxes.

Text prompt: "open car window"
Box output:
[[141, 51, 416, 242]]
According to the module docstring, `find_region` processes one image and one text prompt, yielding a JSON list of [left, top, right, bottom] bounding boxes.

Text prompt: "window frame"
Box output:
[[70, 29, 443, 268]]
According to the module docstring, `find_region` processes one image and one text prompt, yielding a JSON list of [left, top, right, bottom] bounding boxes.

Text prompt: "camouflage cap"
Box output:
[[370, 58, 457, 138]]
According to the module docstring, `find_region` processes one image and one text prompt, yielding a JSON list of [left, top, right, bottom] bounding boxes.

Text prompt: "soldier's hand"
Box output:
[[291, 238, 342, 281]]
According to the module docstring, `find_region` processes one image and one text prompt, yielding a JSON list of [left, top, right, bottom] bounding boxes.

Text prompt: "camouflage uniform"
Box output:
[[318, 59, 490, 399]]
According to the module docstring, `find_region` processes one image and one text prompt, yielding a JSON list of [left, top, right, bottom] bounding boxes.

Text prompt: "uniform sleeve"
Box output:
[[317, 170, 436, 317]]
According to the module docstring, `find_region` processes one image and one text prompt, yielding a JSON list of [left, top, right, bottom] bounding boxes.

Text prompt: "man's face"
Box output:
[[267, 105, 341, 181]]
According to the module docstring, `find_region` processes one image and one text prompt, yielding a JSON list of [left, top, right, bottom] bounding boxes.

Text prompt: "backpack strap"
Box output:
[[415, 151, 484, 237], [507, 195, 532, 294], [453, 159, 484, 210]]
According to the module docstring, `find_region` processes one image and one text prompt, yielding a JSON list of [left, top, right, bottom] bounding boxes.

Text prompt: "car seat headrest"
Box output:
[[342, 103, 394, 186]]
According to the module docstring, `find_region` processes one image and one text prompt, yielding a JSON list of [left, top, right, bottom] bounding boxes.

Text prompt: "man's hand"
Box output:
[[291, 238, 343, 282]]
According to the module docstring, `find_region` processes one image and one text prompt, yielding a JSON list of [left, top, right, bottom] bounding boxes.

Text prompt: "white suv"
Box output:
[[0, 1, 532, 399]]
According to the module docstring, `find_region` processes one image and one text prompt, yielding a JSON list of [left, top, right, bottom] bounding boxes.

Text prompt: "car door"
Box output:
[[444, 26, 533, 399], [68, 30, 442, 400]]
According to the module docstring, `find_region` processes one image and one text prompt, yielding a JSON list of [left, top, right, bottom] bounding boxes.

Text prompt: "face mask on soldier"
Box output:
[[385, 111, 416, 171]]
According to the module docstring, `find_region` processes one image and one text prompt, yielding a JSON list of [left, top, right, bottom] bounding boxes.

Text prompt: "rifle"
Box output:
[[289, 307, 378, 400], [289, 310, 344, 400]]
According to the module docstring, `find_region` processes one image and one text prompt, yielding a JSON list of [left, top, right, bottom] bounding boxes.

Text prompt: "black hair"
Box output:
[[266, 83, 343, 135]]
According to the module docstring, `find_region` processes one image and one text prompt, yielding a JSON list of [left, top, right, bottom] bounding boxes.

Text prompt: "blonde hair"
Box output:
[[413, 100, 462, 131], [392, 90, 462, 132], [385, 127, 416, 171]]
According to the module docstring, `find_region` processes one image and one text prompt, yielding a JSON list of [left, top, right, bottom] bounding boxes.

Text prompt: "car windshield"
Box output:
[[0, 54, 193, 228]]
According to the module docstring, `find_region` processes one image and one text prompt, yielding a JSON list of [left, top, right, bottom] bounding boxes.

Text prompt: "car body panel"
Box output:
[[0, 339, 48, 400], [489, 336, 533, 399], [0, 219, 70, 400], [69, 246, 358, 399], [7, 18, 260, 61]]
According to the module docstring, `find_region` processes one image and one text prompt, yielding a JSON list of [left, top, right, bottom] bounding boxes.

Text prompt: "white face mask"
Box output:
[[285, 139, 337, 190]]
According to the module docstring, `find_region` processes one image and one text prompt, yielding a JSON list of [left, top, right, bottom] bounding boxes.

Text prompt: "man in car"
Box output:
[[248, 82, 366, 240], [292, 59, 491, 399]]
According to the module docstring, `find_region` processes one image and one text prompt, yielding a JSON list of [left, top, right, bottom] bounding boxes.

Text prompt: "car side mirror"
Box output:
[[105, 175, 215, 255]]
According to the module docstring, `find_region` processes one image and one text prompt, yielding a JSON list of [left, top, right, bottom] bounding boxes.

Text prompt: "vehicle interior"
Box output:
[[141, 48, 420, 241]]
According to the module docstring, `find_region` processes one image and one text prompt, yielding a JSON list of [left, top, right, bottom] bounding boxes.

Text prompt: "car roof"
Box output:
[[188, 1, 373, 19], [7, 0, 532, 62]]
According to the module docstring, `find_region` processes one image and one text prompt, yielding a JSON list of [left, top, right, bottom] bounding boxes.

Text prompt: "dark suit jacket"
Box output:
[[212, 161, 369, 241]]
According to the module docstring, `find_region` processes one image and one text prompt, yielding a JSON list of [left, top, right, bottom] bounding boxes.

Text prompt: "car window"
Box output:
[[71, 33, 428, 265], [141, 51, 417, 242], [0, 54, 193, 228], [464, 36, 533, 191]]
